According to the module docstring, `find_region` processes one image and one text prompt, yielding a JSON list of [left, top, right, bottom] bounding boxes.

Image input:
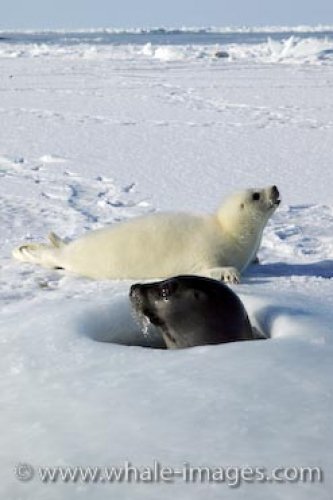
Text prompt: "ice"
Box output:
[[39, 154, 68, 163], [0, 27, 332, 500], [1, 30, 333, 65]]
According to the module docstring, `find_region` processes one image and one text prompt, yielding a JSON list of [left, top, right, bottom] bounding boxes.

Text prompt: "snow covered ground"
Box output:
[[0, 31, 333, 499]]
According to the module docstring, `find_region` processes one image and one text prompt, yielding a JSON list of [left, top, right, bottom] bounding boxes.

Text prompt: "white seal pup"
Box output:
[[130, 275, 265, 349], [13, 185, 280, 283]]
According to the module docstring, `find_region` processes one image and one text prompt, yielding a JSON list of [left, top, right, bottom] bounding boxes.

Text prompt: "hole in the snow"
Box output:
[[78, 297, 167, 349], [78, 295, 268, 349], [250, 304, 313, 340]]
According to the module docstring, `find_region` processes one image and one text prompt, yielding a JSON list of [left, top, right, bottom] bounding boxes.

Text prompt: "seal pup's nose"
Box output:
[[270, 185, 280, 205]]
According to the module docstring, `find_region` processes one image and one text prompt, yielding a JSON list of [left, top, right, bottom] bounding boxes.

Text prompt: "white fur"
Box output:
[[12, 186, 279, 282]]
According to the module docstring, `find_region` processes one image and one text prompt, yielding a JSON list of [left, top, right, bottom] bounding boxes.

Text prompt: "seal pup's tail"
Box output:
[[12, 232, 66, 269]]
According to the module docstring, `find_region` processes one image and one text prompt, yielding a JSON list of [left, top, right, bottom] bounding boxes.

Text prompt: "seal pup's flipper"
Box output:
[[48, 231, 66, 248], [203, 266, 241, 284]]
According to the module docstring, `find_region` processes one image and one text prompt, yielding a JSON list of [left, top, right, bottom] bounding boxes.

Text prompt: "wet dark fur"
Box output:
[[130, 275, 260, 349]]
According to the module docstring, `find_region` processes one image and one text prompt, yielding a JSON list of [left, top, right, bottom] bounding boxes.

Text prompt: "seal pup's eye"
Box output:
[[252, 192, 260, 201]]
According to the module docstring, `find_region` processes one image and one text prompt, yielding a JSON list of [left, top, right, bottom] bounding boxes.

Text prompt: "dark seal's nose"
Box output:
[[130, 284, 141, 298]]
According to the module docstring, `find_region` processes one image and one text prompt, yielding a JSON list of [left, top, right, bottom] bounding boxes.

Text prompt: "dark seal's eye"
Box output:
[[252, 192, 260, 201], [159, 280, 178, 300]]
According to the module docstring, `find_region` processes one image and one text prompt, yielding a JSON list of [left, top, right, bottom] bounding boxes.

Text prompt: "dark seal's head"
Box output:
[[130, 275, 255, 349]]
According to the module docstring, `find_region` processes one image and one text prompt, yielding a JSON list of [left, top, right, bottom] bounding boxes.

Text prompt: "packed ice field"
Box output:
[[0, 27, 332, 499]]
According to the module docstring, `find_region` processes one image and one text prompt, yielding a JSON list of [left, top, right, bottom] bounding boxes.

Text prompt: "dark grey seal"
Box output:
[[130, 275, 264, 349], [214, 50, 229, 59]]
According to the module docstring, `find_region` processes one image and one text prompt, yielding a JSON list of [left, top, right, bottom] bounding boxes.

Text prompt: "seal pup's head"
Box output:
[[130, 275, 254, 349], [217, 185, 280, 234]]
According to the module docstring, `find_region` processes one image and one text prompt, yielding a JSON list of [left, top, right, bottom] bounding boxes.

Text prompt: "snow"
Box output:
[[0, 29, 333, 499]]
